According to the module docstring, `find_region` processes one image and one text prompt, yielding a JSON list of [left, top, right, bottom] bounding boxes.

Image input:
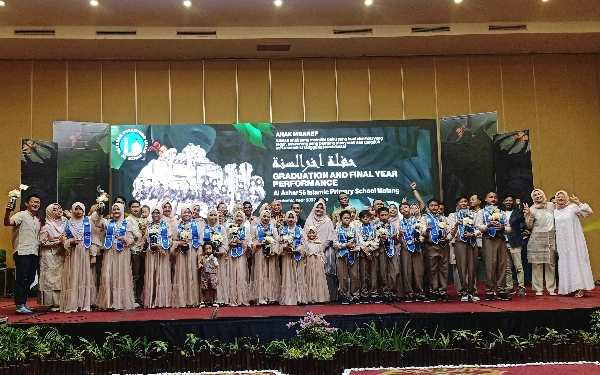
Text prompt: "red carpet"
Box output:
[[2, 284, 599, 324], [216, 305, 306, 318], [344, 363, 600, 375]]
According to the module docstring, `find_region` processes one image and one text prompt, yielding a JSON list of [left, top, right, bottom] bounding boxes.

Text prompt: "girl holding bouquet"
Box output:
[[227, 210, 249, 306], [143, 206, 172, 308], [279, 211, 307, 305], [250, 209, 280, 305], [171, 206, 200, 307], [203, 208, 229, 306]]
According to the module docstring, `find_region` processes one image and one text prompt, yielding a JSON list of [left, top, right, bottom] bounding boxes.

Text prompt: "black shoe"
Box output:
[[509, 288, 517, 295], [404, 297, 414, 303], [391, 296, 401, 302], [341, 298, 350, 305], [497, 292, 512, 301], [486, 293, 495, 301], [415, 295, 426, 302], [372, 296, 382, 303], [385, 296, 394, 302], [428, 294, 440, 302], [360, 297, 369, 304], [440, 294, 452, 302]]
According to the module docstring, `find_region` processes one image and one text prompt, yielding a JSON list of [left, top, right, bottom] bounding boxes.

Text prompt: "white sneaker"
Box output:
[[549, 291, 557, 296], [461, 295, 469, 302], [535, 291, 543, 296], [134, 302, 141, 308], [470, 295, 480, 302]]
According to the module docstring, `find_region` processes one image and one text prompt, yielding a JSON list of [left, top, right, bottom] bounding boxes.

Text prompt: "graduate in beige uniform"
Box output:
[[227, 211, 250, 306], [143, 205, 172, 308], [333, 209, 359, 304], [202, 208, 229, 305], [60, 202, 98, 312], [94, 203, 136, 310], [171, 206, 201, 307], [279, 211, 308, 305], [250, 209, 280, 304]]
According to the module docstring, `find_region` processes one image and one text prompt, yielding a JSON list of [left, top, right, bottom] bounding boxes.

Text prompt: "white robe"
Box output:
[[554, 203, 594, 295]]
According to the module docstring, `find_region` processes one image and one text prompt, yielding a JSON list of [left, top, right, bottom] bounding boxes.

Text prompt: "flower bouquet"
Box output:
[[262, 234, 275, 257], [8, 184, 28, 210], [363, 236, 376, 260], [491, 210, 502, 221], [179, 230, 191, 254], [96, 186, 109, 214]]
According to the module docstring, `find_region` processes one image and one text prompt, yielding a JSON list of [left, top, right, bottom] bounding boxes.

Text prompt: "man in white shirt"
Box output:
[[4, 194, 41, 314]]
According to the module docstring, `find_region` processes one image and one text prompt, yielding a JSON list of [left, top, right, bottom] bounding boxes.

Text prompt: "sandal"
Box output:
[[575, 290, 585, 298]]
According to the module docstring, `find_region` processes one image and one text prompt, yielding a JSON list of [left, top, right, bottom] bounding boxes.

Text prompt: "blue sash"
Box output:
[[427, 214, 439, 244], [230, 225, 245, 258], [484, 206, 505, 237], [203, 224, 223, 246], [65, 218, 92, 249], [104, 219, 128, 251], [257, 223, 273, 241], [148, 222, 169, 252], [178, 220, 200, 254], [282, 225, 302, 261], [457, 210, 476, 246], [379, 223, 395, 257], [401, 217, 420, 253], [338, 225, 355, 265]]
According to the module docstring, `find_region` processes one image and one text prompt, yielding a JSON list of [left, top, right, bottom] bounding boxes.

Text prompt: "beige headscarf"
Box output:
[[554, 190, 571, 210], [44, 203, 66, 239], [531, 189, 548, 209], [305, 201, 335, 245]]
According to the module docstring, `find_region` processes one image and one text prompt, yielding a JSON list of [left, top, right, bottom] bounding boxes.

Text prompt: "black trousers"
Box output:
[[13, 253, 38, 306]]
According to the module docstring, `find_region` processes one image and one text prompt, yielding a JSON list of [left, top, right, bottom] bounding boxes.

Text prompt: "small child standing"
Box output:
[[198, 242, 219, 307], [304, 226, 330, 304]]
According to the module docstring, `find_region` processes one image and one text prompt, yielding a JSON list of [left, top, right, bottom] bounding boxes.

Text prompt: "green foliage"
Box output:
[[507, 328, 541, 349], [452, 329, 485, 347], [233, 123, 274, 149], [418, 327, 451, 349]]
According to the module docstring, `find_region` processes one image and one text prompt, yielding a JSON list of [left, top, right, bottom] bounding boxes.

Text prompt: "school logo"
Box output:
[[115, 129, 148, 161]]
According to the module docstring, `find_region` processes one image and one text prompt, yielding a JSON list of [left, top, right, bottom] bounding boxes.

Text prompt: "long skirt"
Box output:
[[143, 249, 171, 308], [97, 246, 135, 310], [305, 255, 330, 304], [171, 247, 199, 307], [59, 244, 94, 312], [38, 246, 63, 306], [280, 254, 308, 305], [251, 250, 280, 303], [229, 253, 249, 306]]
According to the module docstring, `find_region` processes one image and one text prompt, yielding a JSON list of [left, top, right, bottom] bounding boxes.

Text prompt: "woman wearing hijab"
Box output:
[[171, 206, 200, 307], [250, 209, 280, 304], [227, 210, 249, 306], [203, 208, 229, 306], [60, 202, 99, 312], [304, 225, 330, 304], [305, 201, 337, 301], [143, 205, 172, 308], [38, 203, 67, 311], [388, 203, 400, 226], [162, 201, 179, 234], [554, 191, 594, 297], [95, 202, 136, 310], [524, 189, 557, 296], [279, 211, 307, 305], [88, 205, 105, 307]]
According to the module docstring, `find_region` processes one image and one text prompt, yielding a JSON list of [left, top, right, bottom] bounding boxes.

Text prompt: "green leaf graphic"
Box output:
[[257, 122, 274, 136], [233, 123, 267, 149]]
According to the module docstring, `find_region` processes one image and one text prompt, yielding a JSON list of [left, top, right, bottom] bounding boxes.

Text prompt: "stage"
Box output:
[[3, 284, 599, 346]]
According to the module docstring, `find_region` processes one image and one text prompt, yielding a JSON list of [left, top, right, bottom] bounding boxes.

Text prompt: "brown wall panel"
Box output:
[[32, 61, 66, 140], [67, 61, 102, 123], [170, 61, 204, 125], [204, 60, 237, 124], [237, 60, 270, 124], [303, 59, 336, 122], [137, 61, 170, 125], [336, 59, 370, 121], [402, 56, 437, 120], [435, 56, 470, 119], [500, 55, 542, 186], [467, 55, 504, 129], [102, 61, 136, 125], [369, 58, 403, 120], [565, 54, 600, 277], [0, 61, 33, 265], [271, 59, 303, 124], [532, 55, 573, 194]]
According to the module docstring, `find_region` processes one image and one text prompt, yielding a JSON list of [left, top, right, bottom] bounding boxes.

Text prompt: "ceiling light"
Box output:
[[183, 0, 191, 6], [90, 0, 98, 5], [0, 1, 5, 6], [274, 0, 282, 6], [365, 0, 373, 5], [542, 0, 549, 2], [455, 0, 462, 3]]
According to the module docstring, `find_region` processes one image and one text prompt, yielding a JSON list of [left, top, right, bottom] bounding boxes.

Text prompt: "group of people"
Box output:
[[3, 182, 594, 314]]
